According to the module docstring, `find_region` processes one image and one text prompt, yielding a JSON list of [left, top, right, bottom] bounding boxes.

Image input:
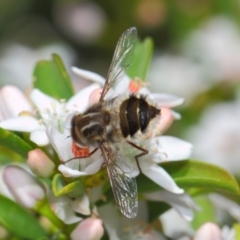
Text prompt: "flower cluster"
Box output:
[[0, 64, 198, 239]]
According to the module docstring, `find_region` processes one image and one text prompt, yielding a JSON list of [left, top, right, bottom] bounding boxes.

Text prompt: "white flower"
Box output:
[[47, 112, 103, 178], [98, 202, 167, 240], [0, 85, 99, 146], [49, 193, 91, 224], [183, 16, 240, 82], [114, 136, 192, 194], [47, 67, 192, 193], [186, 100, 240, 174]]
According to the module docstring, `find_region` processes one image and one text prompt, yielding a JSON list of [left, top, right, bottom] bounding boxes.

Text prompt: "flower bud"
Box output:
[[194, 222, 221, 240], [153, 107, 174, 136], [89, 88, 102, 105], [71, 218, 104, 240], [0, 85, 33, 120], [3, 165, 45, 208], [27, 149, 55, 177]]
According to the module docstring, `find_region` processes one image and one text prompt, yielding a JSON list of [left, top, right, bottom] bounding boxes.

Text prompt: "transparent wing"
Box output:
[[100, 143, 138, 218], [100, 27, 137, 101]]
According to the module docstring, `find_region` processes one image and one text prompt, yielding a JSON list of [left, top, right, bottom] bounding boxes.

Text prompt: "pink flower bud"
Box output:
[[152, 107, 174, 136], [194, 222, 221, 240], [89, 88, 102, 105], [3, 165, 45, 208], [27, 149, 55, 177], [71, 218, 104, 240], [0, 85, 33, 120]]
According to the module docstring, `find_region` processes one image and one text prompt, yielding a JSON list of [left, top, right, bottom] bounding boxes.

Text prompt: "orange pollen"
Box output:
[[129, 80, 141, 93], [72, 142, 89, 158]]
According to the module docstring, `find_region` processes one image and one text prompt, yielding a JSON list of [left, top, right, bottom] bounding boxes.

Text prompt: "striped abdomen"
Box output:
[[119, 95, 160, 138]]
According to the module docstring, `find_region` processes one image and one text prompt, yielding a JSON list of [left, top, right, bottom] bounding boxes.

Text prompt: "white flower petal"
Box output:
[[51, 195, 82, 224], [30, 129, 49, 146], [58, 164, 88, 177], [153, 136, 193, 161], [151, 93, 184, 108], [30, 89, 60, 119], [72, 66, 105, 85], [0, 116, 41, 132], [98, 204, 121, 240], [145, 191, 198, 221], [72, 195, 91, 215], [142, 164, 184, 194], [84, 157, 104, 175], [66, 83, 100, 112], [0, 85, 33, 119], [171, 110, 181, 120], [46, 125, 73, 162]]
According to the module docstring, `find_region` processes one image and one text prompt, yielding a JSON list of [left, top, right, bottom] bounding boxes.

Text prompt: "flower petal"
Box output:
[[84, 157, 104, 175], [67, 84, 100, 112], [72, 194, 91, 215], [151, 93, 184, 108], [0, 85, 33, 119], [151, 136, 193, 161], [58, 164, 88, 177], [72, 67, 105, 85], [30, 89, 60, 120], [142, 164, 184, 194], [145, 191, 199, 221], [30, 129, 49, 146], [50, 195, 82, 224], [0, 116, 41, 132]]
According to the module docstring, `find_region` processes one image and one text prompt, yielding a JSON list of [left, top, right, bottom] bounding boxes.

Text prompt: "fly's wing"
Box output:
[[100, 27, 137, 101], [100, 142, 138, 218]]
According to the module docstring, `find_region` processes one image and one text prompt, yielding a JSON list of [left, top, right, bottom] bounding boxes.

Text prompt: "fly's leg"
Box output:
[[127, 141, 148, 174]]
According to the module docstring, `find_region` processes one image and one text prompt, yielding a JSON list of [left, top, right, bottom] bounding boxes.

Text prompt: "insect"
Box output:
[[70, 27, 161, 218]]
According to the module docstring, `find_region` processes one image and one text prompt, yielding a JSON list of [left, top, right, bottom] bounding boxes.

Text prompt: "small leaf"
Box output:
[[0, 128, 33, 158], [137, 160, 240, 194], [127, 37, 153, 80], [52, 174, 84, 198], [33, 54, 74, 100], [163, 160, 240, 194], [0, 194, 47, 239]]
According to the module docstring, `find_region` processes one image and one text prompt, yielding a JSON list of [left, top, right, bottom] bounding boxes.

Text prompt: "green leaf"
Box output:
[[127, 37, 153, 80], [137, 160, 240, 194], [52, 174, 84, 198], [234, 224, 240, 240], [0, 146, 24, 164], [33, 54, 74, 100], [0, 128, 33, 159], [0, 195, 47, 239], [191, 195, 216, 230]]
